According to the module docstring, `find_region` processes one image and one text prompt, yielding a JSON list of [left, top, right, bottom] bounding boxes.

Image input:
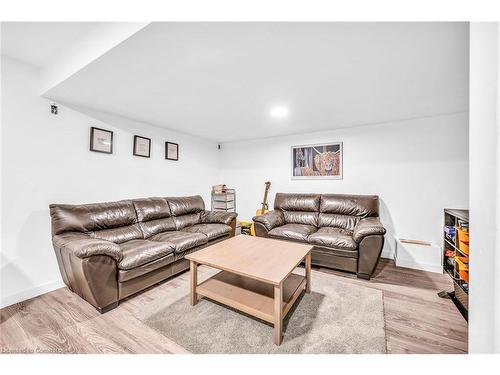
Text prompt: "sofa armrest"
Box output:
[[252, 210, 285, 231], [357, 235, 385, 279], [200, 210, 238, 225], [52, 232, 123, 262], [353, 217, 386, 243]]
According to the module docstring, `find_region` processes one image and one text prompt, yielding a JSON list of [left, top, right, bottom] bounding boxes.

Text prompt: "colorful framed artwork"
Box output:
[[291, 142, 343, 179]]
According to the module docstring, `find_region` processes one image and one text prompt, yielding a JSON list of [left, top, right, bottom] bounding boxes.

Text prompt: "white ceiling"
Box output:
[[7, 22, 469, 142], [1, 22, 100, 67]]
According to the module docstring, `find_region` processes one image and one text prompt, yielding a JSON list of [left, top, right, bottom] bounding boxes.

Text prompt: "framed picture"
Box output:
[[90, 127, 113, 154], [291, 142, 343, 179], [133, 135, 151, 158], [165, 142, 179, 161]]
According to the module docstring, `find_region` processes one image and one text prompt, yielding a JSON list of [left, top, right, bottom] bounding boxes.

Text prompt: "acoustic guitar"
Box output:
[[250, 181, 271, 236]]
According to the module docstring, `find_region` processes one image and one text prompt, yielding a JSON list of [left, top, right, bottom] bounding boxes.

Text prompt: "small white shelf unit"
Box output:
[[211, 189, 236, 212]]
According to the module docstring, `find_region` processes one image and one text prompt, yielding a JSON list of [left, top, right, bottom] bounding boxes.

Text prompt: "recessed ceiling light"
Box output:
[[270, 106, 289, 119]]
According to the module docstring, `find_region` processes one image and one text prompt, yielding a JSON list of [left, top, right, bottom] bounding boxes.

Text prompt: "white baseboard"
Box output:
[[376, 247, 441, 273], [381, 248, 395, 260], [1, 279, 65, 309], [395, 257, 443, 274]]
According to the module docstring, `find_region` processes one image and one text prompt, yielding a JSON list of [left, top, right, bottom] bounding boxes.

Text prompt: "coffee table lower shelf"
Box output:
[[196, 270, 306, 339]]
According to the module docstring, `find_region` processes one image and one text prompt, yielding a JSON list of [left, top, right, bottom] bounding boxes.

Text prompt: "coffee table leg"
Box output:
[[305, 252, 311, 293], [274, 284, 283, 345], [190, 260, 198, 306]]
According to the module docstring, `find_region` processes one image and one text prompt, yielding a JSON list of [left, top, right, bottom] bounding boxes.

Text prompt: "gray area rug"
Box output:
[[140, 268, 386, 354]]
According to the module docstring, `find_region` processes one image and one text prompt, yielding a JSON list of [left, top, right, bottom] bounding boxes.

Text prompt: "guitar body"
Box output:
[[254, 208, 267, 216], [250, 182, 271, 236]]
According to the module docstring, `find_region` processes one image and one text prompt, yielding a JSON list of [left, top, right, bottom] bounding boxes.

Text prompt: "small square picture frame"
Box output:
[[165, 142, 179, 161], [90, 126, 113, 154], [133, 135, 151, 158]]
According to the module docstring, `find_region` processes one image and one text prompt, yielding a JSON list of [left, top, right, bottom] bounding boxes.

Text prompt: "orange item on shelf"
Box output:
[[458, 240, 469, 254], [456, 228, 470, 255], [455, 256, 469, 283], [456, 228, 469, 242]]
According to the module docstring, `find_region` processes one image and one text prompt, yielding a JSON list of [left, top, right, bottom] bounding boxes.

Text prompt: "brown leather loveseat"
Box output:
[[253, 193, 386, 279], [50, 195, 237, 313]]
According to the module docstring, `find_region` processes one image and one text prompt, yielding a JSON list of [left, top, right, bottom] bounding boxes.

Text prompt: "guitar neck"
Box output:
[[261, 185, 270, 212]]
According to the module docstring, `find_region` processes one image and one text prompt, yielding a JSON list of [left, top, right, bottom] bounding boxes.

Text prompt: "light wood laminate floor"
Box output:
[[0, 259, 468, 354]]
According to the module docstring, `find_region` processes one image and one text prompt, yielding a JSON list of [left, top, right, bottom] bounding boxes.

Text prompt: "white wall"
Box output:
[[469, 22, 499, 354], [0, 56, 219, 308], [219, 113, 469, 262], [41, 22, 149, 94]]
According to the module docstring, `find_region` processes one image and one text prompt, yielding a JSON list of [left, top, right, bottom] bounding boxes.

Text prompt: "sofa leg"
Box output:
[[96, 301, 119, 314], [356, 273, 371, 280]]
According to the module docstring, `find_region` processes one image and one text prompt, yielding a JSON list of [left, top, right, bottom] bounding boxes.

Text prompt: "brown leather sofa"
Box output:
[[50, 195, 237, 313], [253, 193, 386, 279]]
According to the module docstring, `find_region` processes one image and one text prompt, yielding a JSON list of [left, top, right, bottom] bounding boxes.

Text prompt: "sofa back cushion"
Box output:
[[274, 193, 320, 212], [132, 197, 175, 238], [320, 194, 379, 216], [274, 193, 320, 226], [282, 211, 318, 227], [50, 195, 210, 241], [50, 200, 142, 243], [271, 193, 379, 230], [318, 194, 379, 231], [317, 214, 359, 231], [166, 195, 205, 230]]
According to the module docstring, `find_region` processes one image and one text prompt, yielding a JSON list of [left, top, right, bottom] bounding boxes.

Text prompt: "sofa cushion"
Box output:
[[133, 197, 171, 221], [200, 210, 237, 225], [283, 211, 318, 227], [274, 193, 320, 212], [318, 213, 360, 231], [89, 224, 143, 244], [181, 223, 231, 241], [268, 223, 317, 242], [50, 200, 137, 236], [151, 231, 208, 253], [308, 227, 357, 250], [132, 197, 176, 238], [320, 194, 379, 217], [174, 213, 202, 230], [167, 196, 205, 216], [118, 239, 175, 270], [139, 217, 177, 238]]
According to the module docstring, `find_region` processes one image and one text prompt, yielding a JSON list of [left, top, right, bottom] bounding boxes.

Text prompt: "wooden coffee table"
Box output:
[[185, 235, 312, 345]]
